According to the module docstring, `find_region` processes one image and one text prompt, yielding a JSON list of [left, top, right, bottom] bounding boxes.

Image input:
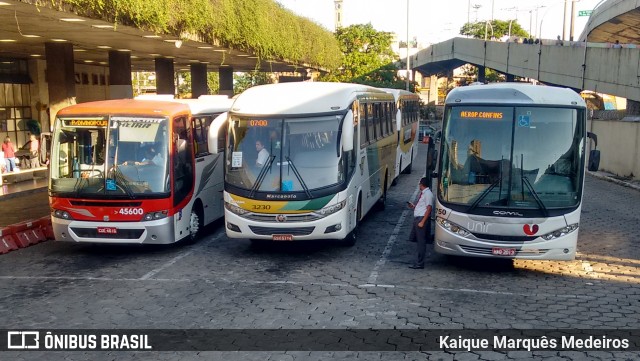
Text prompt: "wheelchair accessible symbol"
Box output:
[[518, 115, 530, 127]]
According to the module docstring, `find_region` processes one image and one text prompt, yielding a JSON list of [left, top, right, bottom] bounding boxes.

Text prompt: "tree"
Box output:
[[233, 71, 273, 95], [460, 20, 529, 40], [322, 23, 415, 90]]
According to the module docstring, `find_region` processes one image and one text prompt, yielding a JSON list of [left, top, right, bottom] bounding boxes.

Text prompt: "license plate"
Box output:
[[492, 247, 516, 256], [97, 227, 117, 235], [272, 234, 293, 241]]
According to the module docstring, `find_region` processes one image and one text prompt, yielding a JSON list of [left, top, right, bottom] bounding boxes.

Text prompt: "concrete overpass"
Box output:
[[411, 0, 640, 105]]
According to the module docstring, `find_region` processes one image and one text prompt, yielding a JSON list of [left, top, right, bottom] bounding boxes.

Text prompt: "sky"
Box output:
[[276, 0, 602, 45]]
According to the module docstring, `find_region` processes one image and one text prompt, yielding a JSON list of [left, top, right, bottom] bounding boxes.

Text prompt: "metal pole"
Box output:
[[562, 0, 569, 40], [467, 0, 470, 24], [406, 0, 410, 91], [569, 0, 576, 41], [491, 0, 495, 21]]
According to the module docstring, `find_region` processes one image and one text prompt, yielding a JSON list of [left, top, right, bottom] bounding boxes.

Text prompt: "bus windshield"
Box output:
[[439, 105, 585, 211], [50, 116, 170, 197], [225, 115, 344, 193]]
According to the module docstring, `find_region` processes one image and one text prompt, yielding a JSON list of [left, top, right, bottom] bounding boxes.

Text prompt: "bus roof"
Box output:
[[230, 82, 392, 116], [56, 99, 190, 118], [445, 83, 586, 107], [173, 97, 234, 115], [381, 88, 420, 101]]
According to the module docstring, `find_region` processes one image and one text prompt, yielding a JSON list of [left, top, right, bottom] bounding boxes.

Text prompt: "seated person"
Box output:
[[255, 140, 269, 167], [137, 146, 164, 166]]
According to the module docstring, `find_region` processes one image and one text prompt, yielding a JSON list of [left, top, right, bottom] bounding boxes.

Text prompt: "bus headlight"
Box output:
[[52, 209, 73, 220], [225, 202, 249, 215], [315, 200, 347, 217], [143, 211, 168, 221], [541, 223, 578, 240], [437, 217, 471, 237]]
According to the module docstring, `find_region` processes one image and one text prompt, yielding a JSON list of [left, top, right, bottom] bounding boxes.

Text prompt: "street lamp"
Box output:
[[484, 21, 494, 41]]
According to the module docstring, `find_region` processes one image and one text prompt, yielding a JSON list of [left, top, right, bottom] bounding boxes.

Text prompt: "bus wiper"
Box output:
[[468, 177, 501, 212], [285, 156, 312, 198], [522, 176, 548, 217], [250, 155, 276, 198], [111, 164, 136, 199]]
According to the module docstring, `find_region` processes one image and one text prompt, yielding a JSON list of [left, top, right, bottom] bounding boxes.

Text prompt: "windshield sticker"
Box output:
[[518, 115, 531, 127], [282, 180, 293, 191], [106, 179, 117, 191], [231, 152, 243, 167]]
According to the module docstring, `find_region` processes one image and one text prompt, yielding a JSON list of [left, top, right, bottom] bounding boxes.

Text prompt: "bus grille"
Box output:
[[243, 213, 322, 223], [71, 227, 145, 239], [459, 245, 549, 256], [249, 226, 315, 236], [471, 233, 538, 243]]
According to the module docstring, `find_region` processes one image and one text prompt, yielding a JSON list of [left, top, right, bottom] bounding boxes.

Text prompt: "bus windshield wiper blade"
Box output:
[[250, 155, 276, 198], [468, 178, 501, 212], [112, 165, 136, 199], [285, 156, 312, 198], [522, 176, 548, 217]]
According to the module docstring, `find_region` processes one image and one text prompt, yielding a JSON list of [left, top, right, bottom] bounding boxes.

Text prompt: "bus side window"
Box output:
[[173, 116, 194, 207], [193, 116, 209, 157]]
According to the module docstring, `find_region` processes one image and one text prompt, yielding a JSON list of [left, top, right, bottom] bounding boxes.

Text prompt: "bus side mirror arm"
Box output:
[[341, 110, 354, 152], [587, 132, 597, 149], [208, 112, 228, 155]]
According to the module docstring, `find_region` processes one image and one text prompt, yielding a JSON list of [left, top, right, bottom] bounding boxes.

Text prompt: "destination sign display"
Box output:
[[62, 119, 108, 127], [459, 111, 504, 119]]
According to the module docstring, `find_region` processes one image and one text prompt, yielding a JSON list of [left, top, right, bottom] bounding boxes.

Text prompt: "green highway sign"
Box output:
[[578, 10, 593, 16]]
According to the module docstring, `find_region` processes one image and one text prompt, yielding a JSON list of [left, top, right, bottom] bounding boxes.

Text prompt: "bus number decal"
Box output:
[[436, 208, 446, 216], [249, 120, 269, 127], [118, 208, 144, 216], [252, 204, 271, 211]]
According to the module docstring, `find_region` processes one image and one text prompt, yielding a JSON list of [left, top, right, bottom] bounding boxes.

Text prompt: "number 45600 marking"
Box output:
[[117, 208, 144, 215]]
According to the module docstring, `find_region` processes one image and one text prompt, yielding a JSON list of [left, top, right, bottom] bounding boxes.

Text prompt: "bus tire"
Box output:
[[377, 176, 387, 210], [342, 196, 361, 247], [185, 203, 203, 244]]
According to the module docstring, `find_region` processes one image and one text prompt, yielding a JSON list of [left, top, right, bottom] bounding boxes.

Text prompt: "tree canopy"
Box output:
[[323, 23, 415, 91], [459, 20, 530, 40]]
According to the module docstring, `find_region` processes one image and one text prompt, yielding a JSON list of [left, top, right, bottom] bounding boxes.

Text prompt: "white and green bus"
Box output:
[[435, 83, 595, 260], [210, 82, 397, 246], [383, 89, 421, 184]]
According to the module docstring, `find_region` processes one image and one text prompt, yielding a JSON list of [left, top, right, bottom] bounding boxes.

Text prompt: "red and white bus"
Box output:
[[49, 97, 232, 244]]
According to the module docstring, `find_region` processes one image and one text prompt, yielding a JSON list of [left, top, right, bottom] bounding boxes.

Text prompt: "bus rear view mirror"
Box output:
[[208, 112, 228, 155], [341, 110, 354, 152]]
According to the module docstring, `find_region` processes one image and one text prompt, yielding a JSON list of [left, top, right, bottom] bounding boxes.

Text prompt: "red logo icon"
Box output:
[[523, 224, 539, 235]]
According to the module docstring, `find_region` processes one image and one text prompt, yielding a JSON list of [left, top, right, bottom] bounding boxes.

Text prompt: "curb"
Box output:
[[0, 216, 52, 254], [0, 185, 48, 201], [587, 171, 640, 192]]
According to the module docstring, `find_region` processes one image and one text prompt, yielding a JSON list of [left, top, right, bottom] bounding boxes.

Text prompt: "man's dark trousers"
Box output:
[[413, 217, 431, 268]]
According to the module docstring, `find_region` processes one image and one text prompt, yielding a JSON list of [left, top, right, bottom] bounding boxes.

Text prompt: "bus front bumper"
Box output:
[[52, 217, 176, 244], [224, 210, 350, 241], [433, 224, 577, 261]]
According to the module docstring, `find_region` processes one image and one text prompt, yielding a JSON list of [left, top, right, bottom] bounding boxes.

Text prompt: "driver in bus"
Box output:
[[255, 139, 269, 167]]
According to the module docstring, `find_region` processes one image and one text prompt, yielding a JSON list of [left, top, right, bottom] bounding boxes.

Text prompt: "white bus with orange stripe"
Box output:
[[49, 97, 232, 244], [434, 83, 595, 260], [210, 82, 397, 246]]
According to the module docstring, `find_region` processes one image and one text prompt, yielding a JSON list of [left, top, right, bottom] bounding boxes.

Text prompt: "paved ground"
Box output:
[[1, 144, 639, 360]]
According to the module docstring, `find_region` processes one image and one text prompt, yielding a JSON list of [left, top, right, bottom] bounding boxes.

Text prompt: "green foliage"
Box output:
[[233, 71, 273, 95], [322, 24, 414, 90], [459, 20, 529, 40], [458, 64, 505, 84], [45, 0, 341, 70]]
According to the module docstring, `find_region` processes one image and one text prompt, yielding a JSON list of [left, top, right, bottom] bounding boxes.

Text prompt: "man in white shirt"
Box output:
[[255, 140, 269, 167], [407, 177, 434, 269]]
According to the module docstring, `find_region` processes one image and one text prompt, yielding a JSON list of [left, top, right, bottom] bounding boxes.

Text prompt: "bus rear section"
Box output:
[[434, 83, 589, 260], [49, 99, 229, 244]]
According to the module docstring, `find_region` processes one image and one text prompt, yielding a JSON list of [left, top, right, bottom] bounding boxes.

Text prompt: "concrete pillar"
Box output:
[[428, 75, 438, 105], [477, 65, 486, 83], [626, 99, 640, 116], [219, 67, 234, 96], [506, 73, 515, 82], [108, 50, 133, 99], [45, 42, 76, 123], [190, 64, 208, 98], [155, 58, 175, 95]]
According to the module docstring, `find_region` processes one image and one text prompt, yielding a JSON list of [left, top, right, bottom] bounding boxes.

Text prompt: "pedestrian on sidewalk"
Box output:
[[2, 136, 17, 172], [29, 134, 40, 168], [407, 177, 433, 269]]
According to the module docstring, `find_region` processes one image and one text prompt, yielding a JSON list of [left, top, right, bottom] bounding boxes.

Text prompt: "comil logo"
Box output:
[[7, 331, 40, 349]]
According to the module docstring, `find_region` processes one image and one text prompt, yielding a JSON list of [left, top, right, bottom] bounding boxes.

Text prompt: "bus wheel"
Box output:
[[186, 206, 203, 244], [377, 178, 387, 210], [342, 198, 361, 247]]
